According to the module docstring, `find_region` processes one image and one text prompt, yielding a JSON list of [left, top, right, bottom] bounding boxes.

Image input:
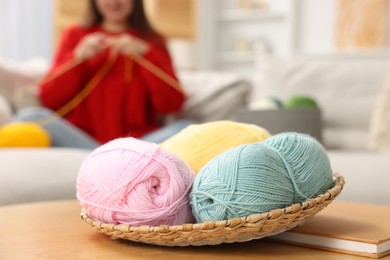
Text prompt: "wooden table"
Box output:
[[0, 200, 388, 260]]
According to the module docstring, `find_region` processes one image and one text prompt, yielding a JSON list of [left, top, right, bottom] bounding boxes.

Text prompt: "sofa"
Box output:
[[0, 51, 389, 206], [0, 64, 251, 205]]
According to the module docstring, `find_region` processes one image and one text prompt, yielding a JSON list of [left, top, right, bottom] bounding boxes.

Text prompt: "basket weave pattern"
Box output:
[[81, 174, 344, 247]]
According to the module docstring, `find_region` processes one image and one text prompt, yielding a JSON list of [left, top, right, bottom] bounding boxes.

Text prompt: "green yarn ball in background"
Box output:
[[190, 132, 334, 223], [284, 95, 318, 108]]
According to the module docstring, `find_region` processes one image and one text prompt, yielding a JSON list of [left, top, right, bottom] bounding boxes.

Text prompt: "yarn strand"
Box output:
[[31, 47, 185, 126], [130, 53, 186, 95], [37, 49, 119, 125]]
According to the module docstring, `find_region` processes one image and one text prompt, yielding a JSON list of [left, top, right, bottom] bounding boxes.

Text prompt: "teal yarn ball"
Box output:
[[285, 95, 318, 108], [190, 132, 334, 223], [261, 133, 334, 202], [190, 143, 296, 222]]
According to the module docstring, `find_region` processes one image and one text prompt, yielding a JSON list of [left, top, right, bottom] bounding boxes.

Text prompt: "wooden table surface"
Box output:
[[0, 200, 388, 260]]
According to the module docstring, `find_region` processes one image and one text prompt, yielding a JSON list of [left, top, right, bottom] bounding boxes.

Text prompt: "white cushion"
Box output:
[[0, 94, 12, 125], [367, 66, 390, 151], [177, 70, 251, 122], [0, 58, 48, 109]]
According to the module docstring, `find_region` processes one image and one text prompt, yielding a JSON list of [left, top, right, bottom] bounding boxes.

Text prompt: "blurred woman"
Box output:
[[16, 0, 190, 148]]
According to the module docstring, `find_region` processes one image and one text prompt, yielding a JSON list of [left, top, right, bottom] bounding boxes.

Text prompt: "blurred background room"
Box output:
[[0, 0, 389, 206], [1, 1, 389, 70]]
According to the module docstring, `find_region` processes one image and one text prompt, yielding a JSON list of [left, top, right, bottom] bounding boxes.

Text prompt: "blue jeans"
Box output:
[[14, 107, 195, 149]]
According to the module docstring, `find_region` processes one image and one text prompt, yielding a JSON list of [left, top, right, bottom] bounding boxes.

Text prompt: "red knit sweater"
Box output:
[[39, 25, 185, 144]]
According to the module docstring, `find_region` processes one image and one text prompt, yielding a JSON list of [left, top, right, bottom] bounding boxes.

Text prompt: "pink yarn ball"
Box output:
[[76, 137, 195, 226]]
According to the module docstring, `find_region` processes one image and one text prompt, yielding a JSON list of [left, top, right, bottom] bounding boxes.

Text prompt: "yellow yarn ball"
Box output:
[[0, 122, 51, 147], [160, 121, 271, 173]]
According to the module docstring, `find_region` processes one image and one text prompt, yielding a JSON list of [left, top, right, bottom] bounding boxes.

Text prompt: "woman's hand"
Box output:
[[109, 34, 149, 56], [74, 33, 108, 61]]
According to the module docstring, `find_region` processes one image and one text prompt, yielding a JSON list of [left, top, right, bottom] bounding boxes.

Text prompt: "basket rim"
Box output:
[[81, 173, 345, 233]]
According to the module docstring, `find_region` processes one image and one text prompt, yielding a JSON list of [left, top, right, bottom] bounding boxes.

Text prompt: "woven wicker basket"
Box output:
[[81, 174, 344, 247]]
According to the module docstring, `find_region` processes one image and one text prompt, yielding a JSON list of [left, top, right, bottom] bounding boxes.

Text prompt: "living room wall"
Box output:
[[298, 0, 336, 53], [0, 0, 388, 62], [0, 0, 53, 61]]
